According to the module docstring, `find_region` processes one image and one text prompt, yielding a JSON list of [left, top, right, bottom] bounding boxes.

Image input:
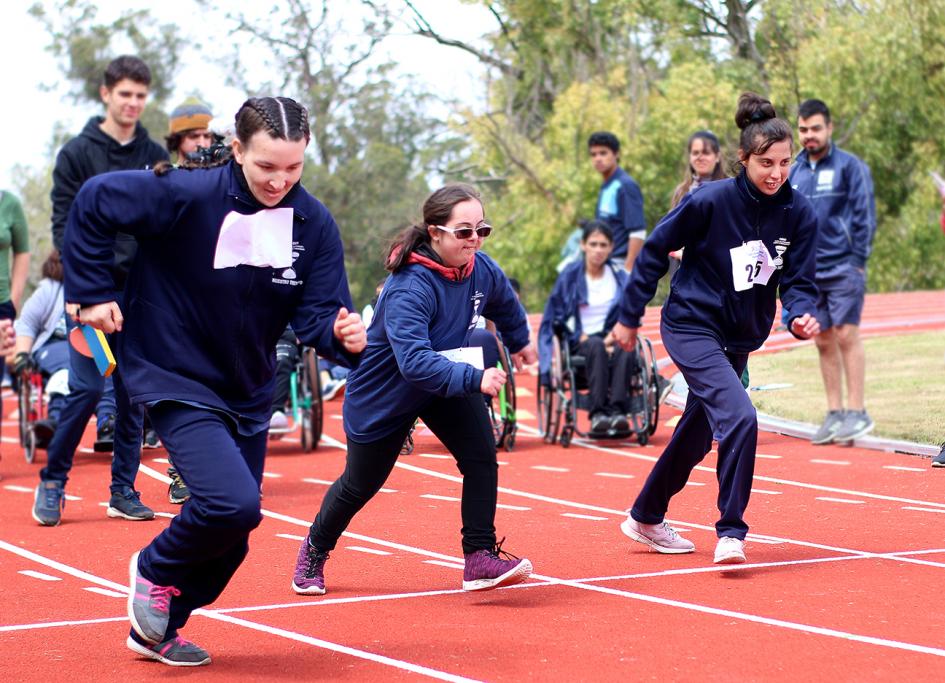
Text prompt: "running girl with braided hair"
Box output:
[[63, 95, 366, 666]]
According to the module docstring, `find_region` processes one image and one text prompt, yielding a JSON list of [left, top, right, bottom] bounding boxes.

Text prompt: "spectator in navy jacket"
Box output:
[[293, 183, 538, 598], [790, 99, 877, 446], [63, 96, 366, 667], [612, 93, 821, 566]]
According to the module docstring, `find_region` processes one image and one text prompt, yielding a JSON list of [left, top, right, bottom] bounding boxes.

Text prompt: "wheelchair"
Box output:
[[487, 339, 518, 451], [537, 327, 660, 447], [269, 346, 323, 452], [17, 365, 47, 464]]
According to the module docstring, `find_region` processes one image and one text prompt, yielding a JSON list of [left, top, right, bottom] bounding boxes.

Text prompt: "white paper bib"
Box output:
[[437, 346, 485, 370], [730, 240, 776, 292], [213, 208, 294, 270]]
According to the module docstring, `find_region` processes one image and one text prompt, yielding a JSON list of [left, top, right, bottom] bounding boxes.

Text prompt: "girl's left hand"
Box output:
[[334, 308, 367, 353], [511, 343, 538, 371], [790, 313, 820, 339]]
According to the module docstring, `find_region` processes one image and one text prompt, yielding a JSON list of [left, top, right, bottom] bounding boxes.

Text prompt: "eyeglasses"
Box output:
[[434, 224, 493, 239]]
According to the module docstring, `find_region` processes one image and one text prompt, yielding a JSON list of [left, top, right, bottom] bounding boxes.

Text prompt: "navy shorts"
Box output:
[[815, 265, 866, 329]]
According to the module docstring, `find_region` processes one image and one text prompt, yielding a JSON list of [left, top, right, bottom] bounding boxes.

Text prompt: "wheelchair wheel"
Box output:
[[299, 349, 322, 452], [537, 338, 565, 444], [17, 374, 36, 463], [495, 344, 518, 451], [640, 337, 661, 437]]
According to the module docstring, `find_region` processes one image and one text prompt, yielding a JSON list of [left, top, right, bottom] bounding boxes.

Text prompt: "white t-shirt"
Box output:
[[579, 267, 617, 336]]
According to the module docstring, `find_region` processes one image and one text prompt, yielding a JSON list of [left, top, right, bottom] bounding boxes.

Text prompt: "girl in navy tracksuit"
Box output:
[[293, 183, 538, 595], [63, 97, 366, 666], [613, 93, 821, 565]]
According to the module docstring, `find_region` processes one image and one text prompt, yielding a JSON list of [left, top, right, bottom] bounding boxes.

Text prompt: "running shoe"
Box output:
[[462, 538, 532, 591], [93, 414, 116, 453], [657, 375, 674, 404], [610, 413, 630, 433], [128, 551, 180, 645], [142, 429, 162, 449], [811, 410, 845, 445], [322, 377, 347, 401], [108, 488, 155, 521], [167, 467, 190, 504], [32, 479, 65, 526], [126, 630, 210, 667], [293, 539, 329, 595], [932, 443, 945, 468], [269, 410, 289, 431], [833, 409, 874, 443], [713, 536, 746, 564], [620, 516, 695, 554], [589, 413, 610, 436]]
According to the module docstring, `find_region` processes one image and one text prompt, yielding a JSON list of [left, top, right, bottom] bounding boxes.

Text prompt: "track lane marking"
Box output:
[[19, 569, 61, 581]]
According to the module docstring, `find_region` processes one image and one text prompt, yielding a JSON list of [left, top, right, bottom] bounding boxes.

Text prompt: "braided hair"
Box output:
[[235, 96, 311, 146]]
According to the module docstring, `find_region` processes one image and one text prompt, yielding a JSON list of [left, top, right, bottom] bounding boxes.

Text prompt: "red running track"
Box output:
[[1, 291, 943, 681]]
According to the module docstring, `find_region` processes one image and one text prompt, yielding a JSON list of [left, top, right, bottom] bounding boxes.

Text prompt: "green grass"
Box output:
[[747, 330, 945, 445]]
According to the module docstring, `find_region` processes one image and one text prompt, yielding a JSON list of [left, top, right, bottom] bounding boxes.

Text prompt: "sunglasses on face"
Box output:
[[434, 224, 493, 239]]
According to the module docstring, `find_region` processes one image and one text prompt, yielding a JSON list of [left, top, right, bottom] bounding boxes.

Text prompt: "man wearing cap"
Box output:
[[165, 98, 215, 164]]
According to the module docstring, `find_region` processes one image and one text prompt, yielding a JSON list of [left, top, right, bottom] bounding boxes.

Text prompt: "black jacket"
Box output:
[[50, 116, 168, 289]]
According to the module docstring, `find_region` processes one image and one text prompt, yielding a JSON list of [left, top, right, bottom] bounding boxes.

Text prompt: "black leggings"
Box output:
[[309, 393, 498, 555]]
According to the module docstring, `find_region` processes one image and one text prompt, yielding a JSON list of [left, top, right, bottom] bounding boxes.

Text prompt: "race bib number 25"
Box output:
[[730, 240, 776, 292]]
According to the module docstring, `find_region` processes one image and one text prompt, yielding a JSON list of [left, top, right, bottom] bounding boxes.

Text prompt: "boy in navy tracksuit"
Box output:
[[789, 98, 877, 445], [293, 184, 538, 596], [63, 97, 366, 666], [611, 94, 821, 565]]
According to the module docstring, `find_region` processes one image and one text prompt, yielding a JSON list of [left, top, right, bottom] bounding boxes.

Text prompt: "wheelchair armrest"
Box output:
[[551, 320, 572, 339]]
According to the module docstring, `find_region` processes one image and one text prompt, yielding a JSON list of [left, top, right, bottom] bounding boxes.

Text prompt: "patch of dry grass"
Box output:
[[748, 330, 945, 445]]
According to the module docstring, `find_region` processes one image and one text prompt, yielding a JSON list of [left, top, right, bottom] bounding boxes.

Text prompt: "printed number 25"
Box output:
[[745, 260, 762, 282]]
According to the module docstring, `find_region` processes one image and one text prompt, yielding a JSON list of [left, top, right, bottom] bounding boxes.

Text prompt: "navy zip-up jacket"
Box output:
[[596, 167, 646, 259], [789, 145, 875, 271], [62, 161, 357, 423], [342, 251, 529, 442], [618, 171, 819, 353], [538, 259, 628, 377]]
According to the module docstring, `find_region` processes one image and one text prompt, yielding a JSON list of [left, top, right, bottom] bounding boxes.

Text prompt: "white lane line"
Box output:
[[751, 489, 782, 495], [4, 484, 33, 493], [423, 560, 466, 570], [262, 472, 282, 479], [0, 436, 19, 444], [745, 535, 784, 545], [902, 506, 945, 515], [531, 465, 569, 472], [418, 453, 451, 460], [302, 478, 334, 486], [63, 494, 81, 501], [817, 497, 865, 505], [19, 569, 61, 581], [0, 539, 483, 683], [496, 460, 509, 466], [561, 513, 608, 521], [1, 615, 128, 632], [496, 503, 531, 511], [421, 494, 461, 502], [83, 586, 126, 598], [810, 459, 851, 466], [151, 457, 170, 464], [78, 447, 95, 454], [330, 414, 343, 420], [277, 533, 306, 541], [594, 472, 635, 479], [685, 481, 706, 487], [154, 512, 176, 519], [347, 546, 392, 556], [756, 454, 782, 460], [884, 465, 925, 472]]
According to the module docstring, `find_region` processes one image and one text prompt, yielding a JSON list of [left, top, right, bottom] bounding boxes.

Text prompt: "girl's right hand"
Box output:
[[480, 367, 507, 397], [78, 301, 124, 333]]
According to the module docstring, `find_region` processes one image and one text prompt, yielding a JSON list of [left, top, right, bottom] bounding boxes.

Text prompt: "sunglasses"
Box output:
[[434, 224, 493, 239]]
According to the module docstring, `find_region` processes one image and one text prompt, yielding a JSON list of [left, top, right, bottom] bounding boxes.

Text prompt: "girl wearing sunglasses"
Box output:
[[294, 183, 538, 595]]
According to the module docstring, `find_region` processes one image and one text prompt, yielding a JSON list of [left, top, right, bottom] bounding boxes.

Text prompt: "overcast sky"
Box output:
[[0, 0, 493, 190]]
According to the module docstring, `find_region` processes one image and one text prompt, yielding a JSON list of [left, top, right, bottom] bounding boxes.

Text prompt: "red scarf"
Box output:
[[388, 245, 475, 282]]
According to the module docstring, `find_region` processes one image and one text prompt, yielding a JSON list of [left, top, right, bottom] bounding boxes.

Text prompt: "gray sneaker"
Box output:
[[811, 410, 845, 445], [126, 632, 210, 666], [128, 551, 179, 644], [107, 488, 155, 521], [833, 410, 874, 443], [32, 480, 65, 526], [932, 443, 945, 468]]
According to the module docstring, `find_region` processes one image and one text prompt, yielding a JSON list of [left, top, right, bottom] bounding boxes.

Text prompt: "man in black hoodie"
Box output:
[[33, 55, 168, 527]]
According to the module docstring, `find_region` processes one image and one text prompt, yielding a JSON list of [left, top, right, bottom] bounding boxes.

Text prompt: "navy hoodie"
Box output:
[[789, 144, 875, 271], [342, 250, 529, 442], [63, 161, 357, 423], [618, 171, 819, 353]]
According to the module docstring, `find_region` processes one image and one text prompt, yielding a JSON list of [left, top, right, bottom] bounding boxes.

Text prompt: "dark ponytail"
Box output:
[[734, 92, 793, 160], [386, 183, 482, 273]]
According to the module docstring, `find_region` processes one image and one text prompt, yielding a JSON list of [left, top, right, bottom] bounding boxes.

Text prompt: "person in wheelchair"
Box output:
[[269, 325, 300, 432], [539, 220, 637, 436], [9, 251, 114, 449]]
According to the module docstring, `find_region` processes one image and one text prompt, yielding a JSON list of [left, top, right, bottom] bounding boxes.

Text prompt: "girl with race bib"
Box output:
[[293, 183, 538, 596], [612, 93, 820, 565]]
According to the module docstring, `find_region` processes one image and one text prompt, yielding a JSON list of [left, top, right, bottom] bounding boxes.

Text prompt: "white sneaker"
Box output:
[[620, 517, 695, 554], [269, 410, 289, 431], [714, 536, 746, 564], [322, 377, 346, 401]]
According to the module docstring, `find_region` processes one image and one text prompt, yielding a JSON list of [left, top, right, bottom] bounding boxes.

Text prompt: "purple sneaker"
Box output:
[[127, 551, 180, 645], [292, 539, 329, 595], [462, 538, 533, 592]]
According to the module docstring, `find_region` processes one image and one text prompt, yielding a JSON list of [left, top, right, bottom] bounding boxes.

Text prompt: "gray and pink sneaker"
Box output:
[[620, 517, 695, 554], [462, 538, 532, 592], [127, 551, 180, 644], [293, 539, 330, 595]]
